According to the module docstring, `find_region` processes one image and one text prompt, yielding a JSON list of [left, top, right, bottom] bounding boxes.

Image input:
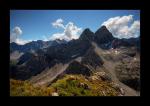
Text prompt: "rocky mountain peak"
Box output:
[[96, 25, 108, 33], [79, 28, 94, 41], [95, 25, 114, 44]]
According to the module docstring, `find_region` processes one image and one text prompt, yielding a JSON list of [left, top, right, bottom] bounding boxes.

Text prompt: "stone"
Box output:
[[119, 88, 125, 95], [51, 92, 59, 96]]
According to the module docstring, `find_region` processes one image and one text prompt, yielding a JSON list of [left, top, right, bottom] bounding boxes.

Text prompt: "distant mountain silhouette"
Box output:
[[10, 39, 67, 53]]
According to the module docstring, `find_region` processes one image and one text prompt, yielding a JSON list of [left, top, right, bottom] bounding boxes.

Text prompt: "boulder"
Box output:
[[51, 92, 59, 96]]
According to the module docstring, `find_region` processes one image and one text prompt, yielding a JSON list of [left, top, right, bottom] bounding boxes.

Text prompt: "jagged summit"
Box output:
[[95, 25, 114, 44], [95, 25, 108, 33], [79, 28, 94, 41]]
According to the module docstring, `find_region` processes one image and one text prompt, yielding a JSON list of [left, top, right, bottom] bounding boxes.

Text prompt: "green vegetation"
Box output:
[[10, 74, 119, 96], [51, 74, 119, 96], [51, 75, 92, 96], [10, 79, 55, 96]]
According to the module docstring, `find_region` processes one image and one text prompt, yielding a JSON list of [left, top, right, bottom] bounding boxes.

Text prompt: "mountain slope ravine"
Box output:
[[92, 42, 139, 96], [29, 63, 69, 87]]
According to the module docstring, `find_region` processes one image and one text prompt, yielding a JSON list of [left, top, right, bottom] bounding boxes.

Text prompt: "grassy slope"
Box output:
[[10, 74, 119, 96], [51, 74, 119, 96], [10, 79, 55, 96]]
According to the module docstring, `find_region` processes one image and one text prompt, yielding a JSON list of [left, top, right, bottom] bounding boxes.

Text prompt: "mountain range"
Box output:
[[10, 26, 140, 96]]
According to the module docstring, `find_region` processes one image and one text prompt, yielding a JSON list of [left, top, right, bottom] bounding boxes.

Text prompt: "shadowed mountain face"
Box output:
[[10, 26, 140, 95], [64, 61, 92, 76], [94, 26, 115, 49], [112, 37, 140, 49], [81, 47, 104, 69], [79, 28, 94, 41]]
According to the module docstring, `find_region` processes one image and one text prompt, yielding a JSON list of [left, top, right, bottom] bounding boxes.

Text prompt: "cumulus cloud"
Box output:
[[50, 33, 69, 41], [10, 26, 31, 45], [64, 22, 82, 39], [13, 26, 22, 35], [50, 19, 82, 41], [10, 26, 23, 43], [101, 15, 140, 39], [52, 18, 65, 29]]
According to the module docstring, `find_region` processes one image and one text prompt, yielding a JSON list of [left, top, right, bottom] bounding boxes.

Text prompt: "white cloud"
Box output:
[[15, 38, 32, 45], [52, 18, 65, 29], [50, 19, 82, 41], [10, 26, 31, 45], [64, 22, 82, 40], [102, 15, 140, 39], [13, 26, 22, 35], [10, 26, 23, 43], [50, 33, 69, 41]]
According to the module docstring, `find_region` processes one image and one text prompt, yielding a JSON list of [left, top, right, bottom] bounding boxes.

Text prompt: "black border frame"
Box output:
[[0, 0, 148, 104]]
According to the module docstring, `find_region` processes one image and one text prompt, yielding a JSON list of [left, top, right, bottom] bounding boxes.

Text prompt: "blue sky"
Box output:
[[10, 10, 140, 44]]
